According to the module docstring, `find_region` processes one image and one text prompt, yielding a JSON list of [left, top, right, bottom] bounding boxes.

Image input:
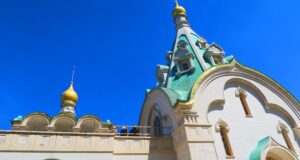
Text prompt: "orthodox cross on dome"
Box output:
[[60, 65, 79, 115], [71, 65, 76, 84]]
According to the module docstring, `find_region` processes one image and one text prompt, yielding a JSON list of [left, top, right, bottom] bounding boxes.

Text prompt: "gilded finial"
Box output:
[[71, 65, 76, 84], [173, 0, 186, 18], [175, 0, 179, 7], [61, 66, 78, 107]]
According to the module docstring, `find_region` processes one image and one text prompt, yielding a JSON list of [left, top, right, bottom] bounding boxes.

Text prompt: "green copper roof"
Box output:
[[160, 87, 182, 106], [249, 136, 270, 160], [167, 35, 204, 102]]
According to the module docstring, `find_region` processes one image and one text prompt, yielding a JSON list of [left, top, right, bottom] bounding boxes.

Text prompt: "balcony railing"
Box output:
[[114, 125, 173, 137]]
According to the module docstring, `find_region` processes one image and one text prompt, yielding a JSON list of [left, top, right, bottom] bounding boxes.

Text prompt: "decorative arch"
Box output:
[[224, 78, 268, 106], [268, 104, 297, 128], [138, 89, 179, 136], [146, 104, 163, 137], [265, 146, 296, 160], [21, 113, 51, 131], [250, 137, 297, 160], [50, 114, 76, 132], [177, 59, 300, 110], [146, 104, 162, 127], [224, 78, 298, 128], [207, 99, 225, 115], [176, 59, 300, 127], [77, 115, 101, 132], [21, 112, 51, 126], [138, 87, 179, 125]]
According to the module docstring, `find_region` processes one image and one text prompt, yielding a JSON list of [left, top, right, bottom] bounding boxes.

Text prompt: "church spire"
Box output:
[[173, 0, 186, 18], [172, 0, 189, 29], [61, 66, 78, 114]]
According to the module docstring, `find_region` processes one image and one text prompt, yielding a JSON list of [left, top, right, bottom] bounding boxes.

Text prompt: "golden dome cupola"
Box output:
[[173, 1, 186, 18], [61, 67, 78, 114], [172, 1, 189, 29], [61, 82, 78, 107]]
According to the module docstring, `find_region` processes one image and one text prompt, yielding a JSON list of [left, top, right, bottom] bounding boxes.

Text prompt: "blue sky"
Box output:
[[0, 0, 299, 129]]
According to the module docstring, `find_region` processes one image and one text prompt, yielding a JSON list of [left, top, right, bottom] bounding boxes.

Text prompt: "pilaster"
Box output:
[[173, 105, 218, 160]]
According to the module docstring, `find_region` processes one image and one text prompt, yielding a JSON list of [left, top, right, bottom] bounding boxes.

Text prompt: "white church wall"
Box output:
[[208, 84, 299, 159], [188, 143, 218, 160], [191, 70, 300, 159], [0, 152, 176, 160], [139, 89, 178, 133], [0, 152, 113, 160], [0, 132, 176, 160]]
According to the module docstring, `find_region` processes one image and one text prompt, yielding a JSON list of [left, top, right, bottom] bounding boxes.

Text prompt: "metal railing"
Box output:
[[113, 125, 173, 137]]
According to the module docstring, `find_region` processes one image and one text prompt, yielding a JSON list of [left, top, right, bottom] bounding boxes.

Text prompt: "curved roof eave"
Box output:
[[20, 112, 51, 124], [176, 59, 300, 108], [138, 87, 180, 125], [77, 114, 102, 122]]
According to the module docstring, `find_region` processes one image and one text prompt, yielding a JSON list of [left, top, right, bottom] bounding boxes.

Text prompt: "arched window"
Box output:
[[236, 87, 252, 117], [174, 39, 195, 76], [216, 120, 234, 157], [154, 116, 162, 137], [278, 123, 295, 153], [196, 38, 207, 49]]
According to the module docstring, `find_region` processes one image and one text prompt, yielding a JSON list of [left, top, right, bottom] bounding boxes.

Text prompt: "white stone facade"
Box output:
[[139, 61, 300, 160], [0, 131, 175, 160]]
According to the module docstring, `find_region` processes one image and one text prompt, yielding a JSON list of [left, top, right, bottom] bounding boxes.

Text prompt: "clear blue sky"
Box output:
[[0, 0, 299, 130]]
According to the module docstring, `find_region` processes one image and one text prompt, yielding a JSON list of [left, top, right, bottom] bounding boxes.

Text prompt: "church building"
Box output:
[[0, 2, 299, 160]]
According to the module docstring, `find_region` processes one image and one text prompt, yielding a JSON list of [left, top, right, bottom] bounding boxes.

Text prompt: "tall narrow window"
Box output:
[[281, 128, 295, 153], [217, 120, 234, 158], [220, 125, 234, 157], [236, 87, 252, 117], [154, 116, 162, 137], [213, 56, 221, 65]]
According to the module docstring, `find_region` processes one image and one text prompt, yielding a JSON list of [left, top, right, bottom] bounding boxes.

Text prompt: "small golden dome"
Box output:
[[61, 83, 78, 106], [173, 1, 186, 18]]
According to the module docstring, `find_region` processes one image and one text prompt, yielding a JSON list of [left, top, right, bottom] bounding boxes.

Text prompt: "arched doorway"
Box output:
[[264, 147, 296, 160], [250, 137, 297, 160]]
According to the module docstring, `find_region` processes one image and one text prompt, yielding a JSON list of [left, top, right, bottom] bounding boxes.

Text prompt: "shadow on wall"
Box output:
[[148, 137, 176, 160]]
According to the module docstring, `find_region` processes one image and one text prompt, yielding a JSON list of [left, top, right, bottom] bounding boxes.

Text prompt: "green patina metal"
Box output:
[[78, 114, 102, 122], [190, 33, 213, 68], [13, 112, 51, 125], [164, 29, 236, 104], [167, 34, 204, 102], [249, 136, 270, 160], [160, 87, 182, 106], [157, 65, 169, 71], [16, 112, 109, 125], [52, 112, 77, 122], [164, 33, 234, 105], [225, 55, 234, 63]]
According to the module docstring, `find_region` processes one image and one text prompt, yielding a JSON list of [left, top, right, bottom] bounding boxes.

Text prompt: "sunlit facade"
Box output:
[[0, 2, 299, 160]]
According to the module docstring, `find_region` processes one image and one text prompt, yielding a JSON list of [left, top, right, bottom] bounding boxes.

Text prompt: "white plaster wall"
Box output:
[[190, 65, 300, 160], [0, 152, 176, 160], [207, 80, 300, 159], [188, 143, 217, 160], [0, 152, 113, 160], [139, 89, 178, 131]]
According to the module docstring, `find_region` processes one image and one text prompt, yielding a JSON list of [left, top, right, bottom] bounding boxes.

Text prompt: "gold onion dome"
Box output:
[[61, 83, 78, 106], [173, 1, 186, 18]]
